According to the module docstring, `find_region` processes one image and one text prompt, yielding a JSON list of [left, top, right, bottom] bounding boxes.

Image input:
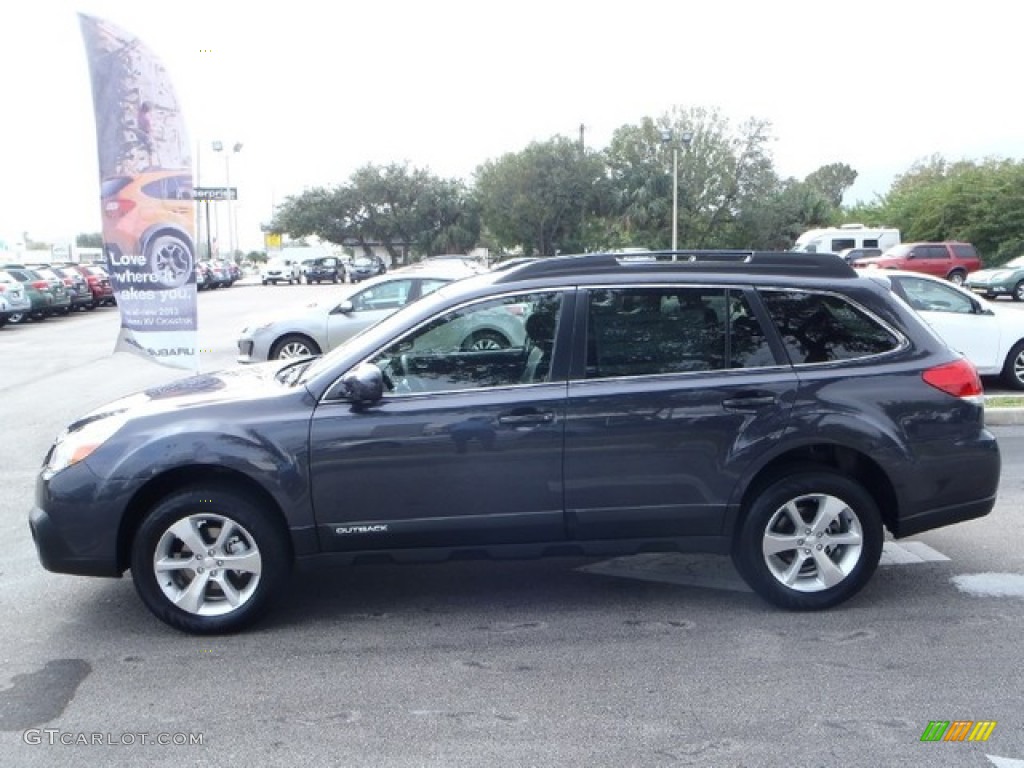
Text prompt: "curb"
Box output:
[[984, 407, 1024, 426]]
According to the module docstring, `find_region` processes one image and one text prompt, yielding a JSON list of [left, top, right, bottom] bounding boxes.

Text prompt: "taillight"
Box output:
[[922, 358, 984, 400], [32, 280, 49, 290], [86, 275, 100, 285], [104, 198, 136, 218]]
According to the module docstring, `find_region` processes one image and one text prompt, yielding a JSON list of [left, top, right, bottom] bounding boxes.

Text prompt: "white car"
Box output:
[[260, 257, 302, 285], [862, 269, 1024, 389]]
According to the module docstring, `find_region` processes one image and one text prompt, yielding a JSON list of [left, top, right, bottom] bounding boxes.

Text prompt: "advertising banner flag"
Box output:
[[79, 14, 198, 371]]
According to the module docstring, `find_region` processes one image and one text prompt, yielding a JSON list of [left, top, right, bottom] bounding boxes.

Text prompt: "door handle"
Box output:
[[722, 395, 777, 409], [498, 411, 555, 425]]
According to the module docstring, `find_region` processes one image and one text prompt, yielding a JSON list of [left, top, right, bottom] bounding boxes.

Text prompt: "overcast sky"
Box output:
[[2, 0, 1021, 252]]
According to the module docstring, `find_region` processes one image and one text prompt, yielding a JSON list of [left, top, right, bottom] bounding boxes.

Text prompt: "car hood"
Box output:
[[851, 256, 896, 268], [68, 362, 297, 430], [967, 267, 1019, 281], [242, 300, 339, 331]]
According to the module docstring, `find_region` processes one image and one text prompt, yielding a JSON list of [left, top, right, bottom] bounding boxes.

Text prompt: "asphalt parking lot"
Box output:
[[2, 283, 1023, 767]]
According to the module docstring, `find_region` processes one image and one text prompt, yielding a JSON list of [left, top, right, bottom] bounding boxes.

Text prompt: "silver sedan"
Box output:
[[237, 265, 479, 362]]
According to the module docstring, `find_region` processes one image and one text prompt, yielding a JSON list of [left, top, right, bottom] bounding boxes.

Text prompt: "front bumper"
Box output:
[[29, 506, 121, 578], [967, 283, 1010, 297]]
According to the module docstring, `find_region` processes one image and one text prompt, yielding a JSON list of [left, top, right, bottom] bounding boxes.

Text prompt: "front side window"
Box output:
[[369, 291, 562, 394], [760, 290, 901, 364], [584, 286, 774, 378], [350, 279, 414, 312]]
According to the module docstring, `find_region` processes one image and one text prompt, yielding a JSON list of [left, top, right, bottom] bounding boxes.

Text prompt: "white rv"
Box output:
[[793, 224, 901, 254]]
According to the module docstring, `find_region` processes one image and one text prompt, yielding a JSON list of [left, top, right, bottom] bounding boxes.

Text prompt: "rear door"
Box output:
[[563, 284, 798, 540]]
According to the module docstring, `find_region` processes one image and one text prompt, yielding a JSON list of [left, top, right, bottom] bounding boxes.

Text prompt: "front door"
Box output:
[[309, 290, 571, 552]]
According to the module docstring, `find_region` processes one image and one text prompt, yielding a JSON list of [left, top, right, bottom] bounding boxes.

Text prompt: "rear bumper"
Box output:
[[891, 494, 996, 538]]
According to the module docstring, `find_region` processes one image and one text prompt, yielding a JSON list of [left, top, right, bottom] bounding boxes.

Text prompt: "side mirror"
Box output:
[[341, 363, 384, 403], [335, 300, 354, 314]]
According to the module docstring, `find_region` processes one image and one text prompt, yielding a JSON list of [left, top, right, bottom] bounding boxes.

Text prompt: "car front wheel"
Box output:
[[270, 334, 322, 360], [732, 468, 883, 610], [1013, 281, 1024, 302], [130, 486, 291, 634], [461, 330, 510, 351]]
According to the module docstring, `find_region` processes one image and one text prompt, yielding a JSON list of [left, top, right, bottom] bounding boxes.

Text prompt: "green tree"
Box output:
[[862, 155, 1024, 262], [805, 163, 858, 209], [601, 107, 781, 249], [76, 232, 103, 248], [271, 164, 481, 264], [475, 136, 604, 256]]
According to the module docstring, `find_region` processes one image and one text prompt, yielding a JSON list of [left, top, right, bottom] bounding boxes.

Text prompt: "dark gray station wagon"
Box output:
[[31, 252, 1000, 633]]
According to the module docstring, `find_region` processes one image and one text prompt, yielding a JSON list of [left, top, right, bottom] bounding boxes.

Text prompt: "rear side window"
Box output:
[[952, 244, 978, 259], [584, 287, 775, 378], [759, 290, 901, 364]]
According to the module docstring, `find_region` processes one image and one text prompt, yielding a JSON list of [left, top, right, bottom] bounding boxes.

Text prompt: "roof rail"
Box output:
[[493, 250, 857, 282]]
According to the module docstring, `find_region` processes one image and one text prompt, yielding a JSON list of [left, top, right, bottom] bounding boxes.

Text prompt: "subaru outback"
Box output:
[[30, 251, 1000, 634]]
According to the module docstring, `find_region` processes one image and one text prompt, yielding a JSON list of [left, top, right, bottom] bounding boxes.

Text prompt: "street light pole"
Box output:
[[671, 145, 678, 252], [212, 140, 243, 260], [660, 129, 679, 251]]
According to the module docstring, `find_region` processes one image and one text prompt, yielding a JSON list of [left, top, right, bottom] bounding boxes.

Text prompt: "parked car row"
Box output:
[[197, 259, 242, 290], [0, 262, 115, 327], [851, 241, 982, 284]]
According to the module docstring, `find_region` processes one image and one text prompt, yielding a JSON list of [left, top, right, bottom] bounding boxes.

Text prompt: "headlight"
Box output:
[[46, 416, 127, 474]]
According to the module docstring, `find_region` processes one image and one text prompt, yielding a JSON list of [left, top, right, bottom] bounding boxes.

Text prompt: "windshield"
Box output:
[[880, 244, 912, 258]]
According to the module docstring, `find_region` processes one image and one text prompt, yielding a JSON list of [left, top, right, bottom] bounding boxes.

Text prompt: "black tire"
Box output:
[[947, 270, 966, 286], [461, 330, 510, 351], [145, 232, 194, 290], [270, 334, 322, 360], [1001, 340, 1024, 390], [732, 467, 883, 611], [8, 311, 28, 324], [130, 486, 291, 634], [1013, 281, 1024, 302]]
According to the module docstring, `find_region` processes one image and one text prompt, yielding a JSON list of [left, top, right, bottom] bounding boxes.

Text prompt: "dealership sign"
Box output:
[[194, 187, 238, 201]]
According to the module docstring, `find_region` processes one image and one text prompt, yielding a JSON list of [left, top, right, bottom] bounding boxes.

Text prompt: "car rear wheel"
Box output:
[[1013, 281, 1024, 302], [732, 468, 883, 610], [8, 311, 27, 324], [131, 486, 291, 634], [270, 334, 322, 360], [1001, 340, 1024, 390], [947, 270, 967, 286], [461, 330, 510, 351]]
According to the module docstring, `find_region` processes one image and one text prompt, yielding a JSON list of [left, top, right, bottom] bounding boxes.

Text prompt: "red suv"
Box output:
[[853, 242, 981, 285]]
